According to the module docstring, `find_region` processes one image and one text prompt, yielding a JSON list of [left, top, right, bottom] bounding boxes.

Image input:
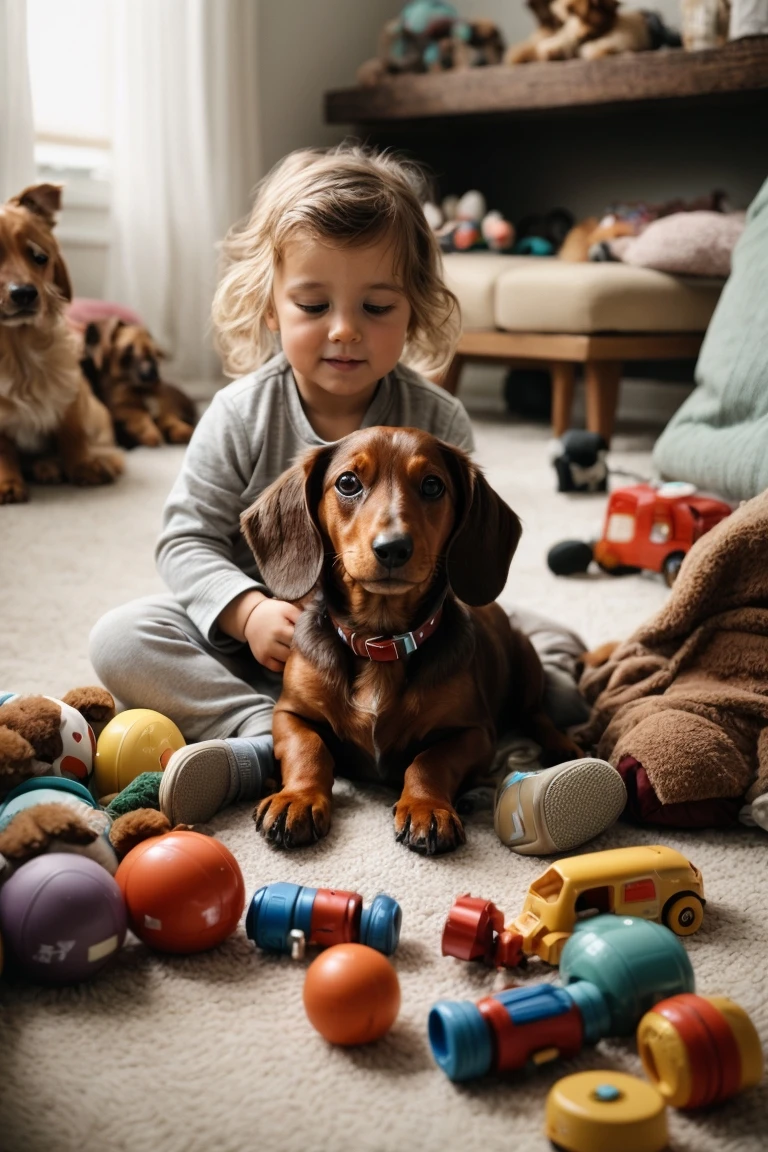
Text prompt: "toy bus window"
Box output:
[[623, 878, 656, 903], [574, 886, 613, 919], [530, 869, 564, 902], [649, 520, 671, 544], [605, 513, 635, 543]]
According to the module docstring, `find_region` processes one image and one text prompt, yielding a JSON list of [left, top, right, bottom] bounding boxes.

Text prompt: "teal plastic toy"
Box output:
[[429, 915, 694, 1082]]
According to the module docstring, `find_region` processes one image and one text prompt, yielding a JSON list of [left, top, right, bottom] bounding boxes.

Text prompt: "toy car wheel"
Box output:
[[662, 891, 704, 936], [547, 540, 594, 577], [662, 552, 686, 587]]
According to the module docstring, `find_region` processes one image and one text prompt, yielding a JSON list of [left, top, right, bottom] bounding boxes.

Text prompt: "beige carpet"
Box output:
[[1, 404, 766, 1152]]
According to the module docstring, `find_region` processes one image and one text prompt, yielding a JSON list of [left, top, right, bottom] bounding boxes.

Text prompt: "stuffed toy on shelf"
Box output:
[[506, 0, 681, 64], [357, 1, 505, 86], [425, 190, 515, 253]]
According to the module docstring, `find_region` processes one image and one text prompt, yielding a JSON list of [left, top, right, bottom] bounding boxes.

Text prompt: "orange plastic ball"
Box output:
[[115, 830, 245, 954], [303, 943, 400, 1046]]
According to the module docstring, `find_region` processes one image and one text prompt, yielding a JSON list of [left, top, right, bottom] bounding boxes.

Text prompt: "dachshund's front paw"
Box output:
[[0, 477, 28, 503], [254, 788, 331, 848], [69, 451, 123, 485], [393, 799, 466, 855]]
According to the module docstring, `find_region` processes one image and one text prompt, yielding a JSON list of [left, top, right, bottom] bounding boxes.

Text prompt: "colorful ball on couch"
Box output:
[[115, 830, 245, 953], [93, 708, 185, 798], [0, 853, 127, 983]]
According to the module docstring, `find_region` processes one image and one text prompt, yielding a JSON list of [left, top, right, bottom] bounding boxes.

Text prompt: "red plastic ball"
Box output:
[[115, 830, 245, 953], [303, 943, 400, 1046]]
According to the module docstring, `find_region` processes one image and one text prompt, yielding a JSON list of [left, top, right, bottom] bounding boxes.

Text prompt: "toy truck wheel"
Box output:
[[662, 552, 686, 587], [547, 540, 594, 577], [662, 891, 704, 936]]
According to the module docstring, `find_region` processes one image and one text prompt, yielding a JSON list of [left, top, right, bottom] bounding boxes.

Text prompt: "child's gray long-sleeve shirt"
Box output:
[[155, 352, 475, 652]]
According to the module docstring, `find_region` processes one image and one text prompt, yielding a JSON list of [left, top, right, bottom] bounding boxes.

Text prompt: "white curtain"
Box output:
[[0, 0, 35, 201], [107, 0, 262, 380]]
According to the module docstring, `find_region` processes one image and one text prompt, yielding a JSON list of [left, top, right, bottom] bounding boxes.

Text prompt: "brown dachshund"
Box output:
[[80, 317, 197, 449], [0, 184, 123, 503], [241, 426, 581, 855]]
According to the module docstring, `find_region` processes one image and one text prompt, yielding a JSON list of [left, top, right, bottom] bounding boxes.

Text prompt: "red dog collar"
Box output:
[[329, 592, 447, 662]]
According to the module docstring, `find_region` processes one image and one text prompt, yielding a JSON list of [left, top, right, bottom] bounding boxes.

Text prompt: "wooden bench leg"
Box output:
[[550, 361, 576, 437], [585, 360, 621, 442], [440, 353, 465, 396]]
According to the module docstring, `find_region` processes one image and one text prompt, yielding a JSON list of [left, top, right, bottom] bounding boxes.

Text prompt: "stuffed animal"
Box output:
[[426, 190, 515, 253], [356, 2, 504, 86], [0, 687, 115, 799], [0, 771, 185, 881], [506, 0, 681, 64]]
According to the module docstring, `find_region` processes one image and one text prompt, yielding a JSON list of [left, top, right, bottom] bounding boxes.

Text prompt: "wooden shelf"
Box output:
[[326, 38, 768, 124]]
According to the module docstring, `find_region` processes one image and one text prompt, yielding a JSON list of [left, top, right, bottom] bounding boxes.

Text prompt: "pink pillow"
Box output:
[[610, 211, 746, 278], [66, 297, 144, 332]]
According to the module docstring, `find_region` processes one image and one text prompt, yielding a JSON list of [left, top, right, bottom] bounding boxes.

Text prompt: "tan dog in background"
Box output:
[[81, 317, 197, 448], [0, 184, 123, 504]]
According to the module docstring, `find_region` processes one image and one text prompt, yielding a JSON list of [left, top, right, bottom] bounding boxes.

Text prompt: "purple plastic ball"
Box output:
[[0, 853, 127, 984]]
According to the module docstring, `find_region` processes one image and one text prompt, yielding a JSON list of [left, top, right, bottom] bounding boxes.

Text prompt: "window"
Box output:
[[529, 869, 564, 903], [26, 0, 114, 180], [605, 512, 636, 543]]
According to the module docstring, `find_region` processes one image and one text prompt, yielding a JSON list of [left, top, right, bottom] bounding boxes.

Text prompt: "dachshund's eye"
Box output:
[[335, 472, 363, 497], [28, 244, 49, 266], [421, 475, 445, 500]]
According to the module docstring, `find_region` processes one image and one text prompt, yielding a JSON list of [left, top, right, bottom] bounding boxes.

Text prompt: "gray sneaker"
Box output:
[[159, 735, 276, 825], [494, 757, 626, 855]]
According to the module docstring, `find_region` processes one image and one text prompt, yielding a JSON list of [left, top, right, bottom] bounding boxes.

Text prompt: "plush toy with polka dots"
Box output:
[[0, 687, 115, 800]]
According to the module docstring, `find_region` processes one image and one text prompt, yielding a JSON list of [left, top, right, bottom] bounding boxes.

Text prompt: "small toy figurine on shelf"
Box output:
[[505, 0, 682, 64], [246, 882, 402, 958], [548, 481, 732, 586], [424, 190, 515, 253], [356, 2, 505, 86], [442, 845, 704, 970]]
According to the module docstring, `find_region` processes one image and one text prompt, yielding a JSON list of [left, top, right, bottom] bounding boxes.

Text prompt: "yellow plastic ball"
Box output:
[[94, 709, 185, 798]]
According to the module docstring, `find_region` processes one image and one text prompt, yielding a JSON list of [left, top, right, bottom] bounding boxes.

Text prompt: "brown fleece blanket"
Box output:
[[579, 488, 768, 807]]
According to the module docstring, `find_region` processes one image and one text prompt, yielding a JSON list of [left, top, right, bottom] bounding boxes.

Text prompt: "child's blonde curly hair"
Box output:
[[212, 142, 460, 379]]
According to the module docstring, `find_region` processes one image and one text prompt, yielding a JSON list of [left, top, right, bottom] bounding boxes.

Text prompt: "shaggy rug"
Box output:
[[1, 409, 765, 1152]]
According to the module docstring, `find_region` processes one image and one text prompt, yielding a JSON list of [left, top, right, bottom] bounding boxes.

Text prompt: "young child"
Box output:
[[90, 143, 605, 848]]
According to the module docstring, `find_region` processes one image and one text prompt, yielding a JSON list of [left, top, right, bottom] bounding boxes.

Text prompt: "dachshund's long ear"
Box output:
[[11, 183, 63, 224], [240, 444, 335, 601], [440, 443, 522, 606]]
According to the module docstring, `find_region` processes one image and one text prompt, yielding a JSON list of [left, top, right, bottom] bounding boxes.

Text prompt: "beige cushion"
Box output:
[[493, 260, 722, 334], [440, 252, 527, 329]]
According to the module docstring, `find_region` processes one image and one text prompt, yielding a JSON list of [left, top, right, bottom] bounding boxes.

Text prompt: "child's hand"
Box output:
[[244, 598, 303, 672]]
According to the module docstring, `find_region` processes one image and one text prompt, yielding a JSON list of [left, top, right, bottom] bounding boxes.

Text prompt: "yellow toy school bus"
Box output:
[[510, 845, 705, 966]]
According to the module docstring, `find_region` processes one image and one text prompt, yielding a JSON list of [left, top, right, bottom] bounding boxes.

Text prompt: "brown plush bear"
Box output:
[[0, 687, 114, 799]]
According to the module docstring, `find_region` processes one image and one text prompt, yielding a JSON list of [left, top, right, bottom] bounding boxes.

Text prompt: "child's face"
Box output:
[[266, 233, 411, 409]]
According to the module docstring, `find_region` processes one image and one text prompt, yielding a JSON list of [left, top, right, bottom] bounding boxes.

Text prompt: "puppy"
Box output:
[[0, 184, 123, 503], [242, 427, 581, 854], [81, 317, 197, 448]]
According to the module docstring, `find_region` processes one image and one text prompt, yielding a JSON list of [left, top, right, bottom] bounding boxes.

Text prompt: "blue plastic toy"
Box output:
[[245, 882, 401, 957], [428, 915, 695, 1082]]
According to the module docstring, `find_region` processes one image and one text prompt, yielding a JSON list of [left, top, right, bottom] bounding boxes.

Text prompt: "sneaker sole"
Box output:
[[495, 758, 626, 855], [158, 741, 235, 825]]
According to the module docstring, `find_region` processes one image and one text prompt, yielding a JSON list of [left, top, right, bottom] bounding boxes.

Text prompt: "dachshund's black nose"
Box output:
[[9, 283, 38, 308], [372, 533, 413, 569], [139, 361, 159, 383]]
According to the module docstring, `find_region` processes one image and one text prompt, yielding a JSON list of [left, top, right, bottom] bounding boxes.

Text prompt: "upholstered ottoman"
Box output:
[[441, 254, 723, 441]]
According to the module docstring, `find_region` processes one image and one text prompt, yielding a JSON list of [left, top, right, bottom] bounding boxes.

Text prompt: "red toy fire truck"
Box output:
[[548, 482, 732, 587]]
